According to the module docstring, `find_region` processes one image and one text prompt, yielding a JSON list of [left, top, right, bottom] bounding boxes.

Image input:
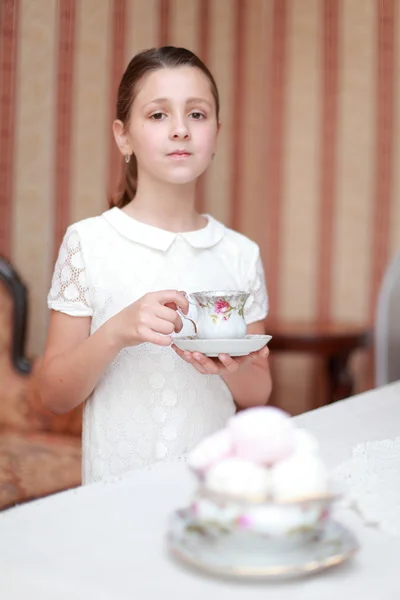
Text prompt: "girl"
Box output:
[[40, 46, 272, 484]]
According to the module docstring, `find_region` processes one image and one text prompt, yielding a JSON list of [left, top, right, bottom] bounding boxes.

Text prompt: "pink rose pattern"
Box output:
[[203, 296, 247, 325], [214, 299, 230, 314]]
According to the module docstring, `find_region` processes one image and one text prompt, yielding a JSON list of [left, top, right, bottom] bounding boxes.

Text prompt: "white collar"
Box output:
[[102, 207, 225, 251]]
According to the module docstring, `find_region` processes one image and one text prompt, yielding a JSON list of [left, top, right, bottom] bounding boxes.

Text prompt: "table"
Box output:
[[267, 320, 371, 406], [0, 382, 400, 599]]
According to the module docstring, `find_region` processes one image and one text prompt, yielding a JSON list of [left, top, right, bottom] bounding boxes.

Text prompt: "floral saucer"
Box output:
[[173, 335, 272, 357], [167, 509, 359, 581]]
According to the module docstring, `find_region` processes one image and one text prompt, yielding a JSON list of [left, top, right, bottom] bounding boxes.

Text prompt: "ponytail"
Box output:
[[108, 153, 138, 209]]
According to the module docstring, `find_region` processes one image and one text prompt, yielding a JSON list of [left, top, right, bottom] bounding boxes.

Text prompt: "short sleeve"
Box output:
[[47, 227, 93, 317], [244, 250, 269, 324]]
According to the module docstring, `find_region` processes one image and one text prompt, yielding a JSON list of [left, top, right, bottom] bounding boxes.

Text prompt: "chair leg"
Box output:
[[327, 353, 354, 403]]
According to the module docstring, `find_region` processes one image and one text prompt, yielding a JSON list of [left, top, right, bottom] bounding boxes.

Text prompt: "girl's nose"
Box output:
[[169, 117, 191, 140]]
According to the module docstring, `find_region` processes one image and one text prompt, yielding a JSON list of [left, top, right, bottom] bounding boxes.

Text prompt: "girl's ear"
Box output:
[[112, 120, 132, 156], [213, 121, 222, 154]]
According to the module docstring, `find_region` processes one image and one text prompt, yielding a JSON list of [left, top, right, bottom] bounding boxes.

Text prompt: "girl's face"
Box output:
[[114, 66, 220, 186]]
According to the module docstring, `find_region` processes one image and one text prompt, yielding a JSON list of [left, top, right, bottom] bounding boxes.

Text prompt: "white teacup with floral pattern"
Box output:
[[181, 290, 250, 340]]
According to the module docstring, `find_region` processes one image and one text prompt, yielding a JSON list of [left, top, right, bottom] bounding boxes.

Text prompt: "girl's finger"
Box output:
[[171, 343, 185, 358], [149, 316, 177, 336], [155, 305, 183, 332], [170, 345, 192, 363], [139, 326, 172, 346], [190, 359, 208, 375], [171, 346, 208, 373], [250, 346, 270, 360], [218, 353, 241, 373], [259, 346, 270, 358], [155, 290, 189, 314], [193, 352, 221, 375]]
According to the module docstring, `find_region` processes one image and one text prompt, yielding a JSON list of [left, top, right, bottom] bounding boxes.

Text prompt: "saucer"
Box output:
[[173, 335, 272, 357], [167, 510, 359, 581]]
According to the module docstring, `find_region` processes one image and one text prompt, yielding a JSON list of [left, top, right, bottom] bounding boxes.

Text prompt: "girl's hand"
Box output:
[[171, 345, 270, 375], [110, 290, 189, 349]]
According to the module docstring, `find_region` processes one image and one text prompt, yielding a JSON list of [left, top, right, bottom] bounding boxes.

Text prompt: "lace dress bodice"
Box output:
[[48, 209, 268, 483]]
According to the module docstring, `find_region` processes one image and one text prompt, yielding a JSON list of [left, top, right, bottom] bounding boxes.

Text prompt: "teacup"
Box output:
[[180, 290, 250, 340]]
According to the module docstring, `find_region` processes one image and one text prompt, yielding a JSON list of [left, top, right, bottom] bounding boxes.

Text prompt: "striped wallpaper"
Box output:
[[1, 0, 399, 414]]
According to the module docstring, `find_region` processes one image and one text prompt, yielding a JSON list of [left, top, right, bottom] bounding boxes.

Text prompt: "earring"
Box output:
[[125, 154, 131, 164]]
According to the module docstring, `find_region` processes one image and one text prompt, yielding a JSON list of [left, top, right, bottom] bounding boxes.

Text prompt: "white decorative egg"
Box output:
[[205, 457, 272, 498], [187, 428, 233, 474], [272, 451, 329, 501]]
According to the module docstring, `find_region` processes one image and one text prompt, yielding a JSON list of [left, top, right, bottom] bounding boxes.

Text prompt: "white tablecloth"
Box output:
[[1, 382, 400, 599]]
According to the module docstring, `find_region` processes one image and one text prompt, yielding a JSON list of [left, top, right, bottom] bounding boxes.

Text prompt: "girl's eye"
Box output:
[[190, 112, 205, 120], [150, 112, 166, 120]]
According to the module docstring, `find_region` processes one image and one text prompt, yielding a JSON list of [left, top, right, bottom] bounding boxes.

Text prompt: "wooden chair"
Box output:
[[0, 257, 82, 510], [375, 252, 400, 386]]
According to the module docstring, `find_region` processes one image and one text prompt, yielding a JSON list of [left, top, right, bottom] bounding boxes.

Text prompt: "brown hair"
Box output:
[[109, 46, 220, 209]]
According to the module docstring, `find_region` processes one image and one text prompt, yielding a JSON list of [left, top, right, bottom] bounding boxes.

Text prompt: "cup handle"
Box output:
[[177, 291, 198, 335]]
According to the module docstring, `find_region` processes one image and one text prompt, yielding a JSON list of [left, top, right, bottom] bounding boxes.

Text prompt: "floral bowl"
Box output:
[[185, 485, 338, 552]]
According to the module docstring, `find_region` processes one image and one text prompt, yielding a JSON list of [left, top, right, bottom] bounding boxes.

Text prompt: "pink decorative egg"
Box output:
[[228, 406, 296, 465]]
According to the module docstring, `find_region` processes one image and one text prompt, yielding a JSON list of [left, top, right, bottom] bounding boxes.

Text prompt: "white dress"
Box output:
[[48, 208, 268, 483]]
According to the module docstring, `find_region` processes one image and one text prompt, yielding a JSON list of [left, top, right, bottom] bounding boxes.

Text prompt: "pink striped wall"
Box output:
[[54, 0, 76, 257], [265, 0, 286, 321], [0, 0, 19, 259], [159, 0, 170, 46], [230, 0, 246, 233], [316, 0, 339, 321], [1, 0, 399, 415], [370, 0, 397, 320], [194, 0, 210, 214], [107, 0, 127, 202]]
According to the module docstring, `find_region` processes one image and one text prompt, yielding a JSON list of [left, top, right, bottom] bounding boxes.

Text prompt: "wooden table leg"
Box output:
[[327, 353, 354, 403]]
